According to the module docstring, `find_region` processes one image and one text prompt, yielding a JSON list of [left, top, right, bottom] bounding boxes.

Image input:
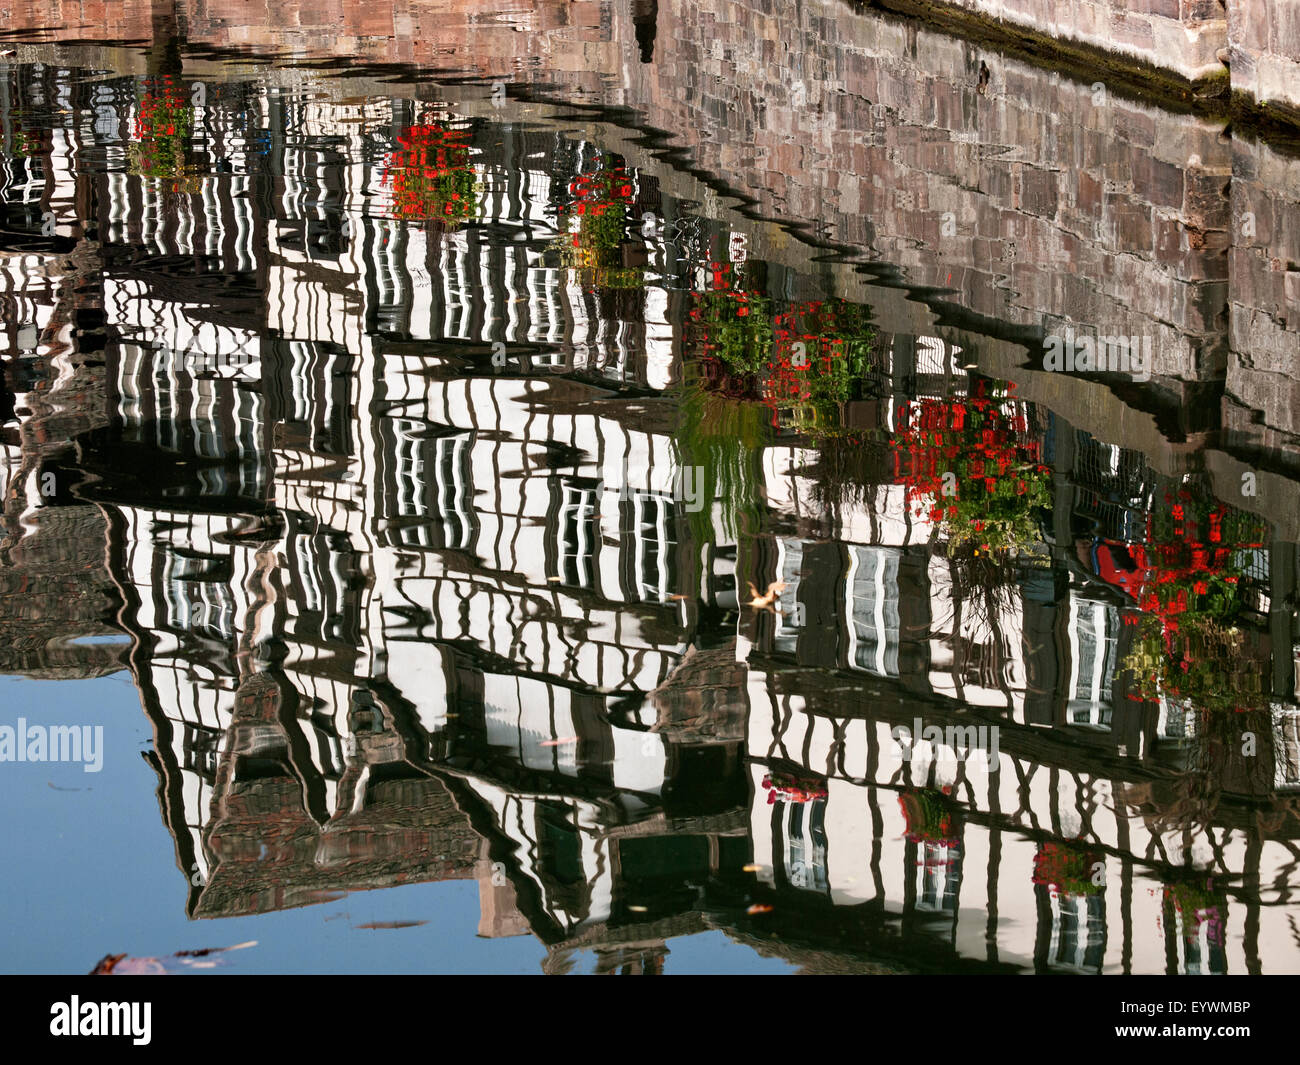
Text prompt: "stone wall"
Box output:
[[915, 0, 1229, 82], [184, 0, 615, 74], [0, 0, 622, 88], [1225, 135, 1300, 445], [1226, 0, 1300, 116], [901, 0, 1300, 116], [629, 0, 1234, 389]]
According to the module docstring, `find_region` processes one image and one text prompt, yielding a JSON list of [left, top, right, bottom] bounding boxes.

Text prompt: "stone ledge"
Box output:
[[865, 0, 1300, 132]]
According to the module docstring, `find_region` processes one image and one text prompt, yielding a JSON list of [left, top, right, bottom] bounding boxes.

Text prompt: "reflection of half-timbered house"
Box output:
[[3, 63, 1298, 972], [0, 71, 126, 675], [69, 83, 727, 935], [741, 673, 1300, 973]]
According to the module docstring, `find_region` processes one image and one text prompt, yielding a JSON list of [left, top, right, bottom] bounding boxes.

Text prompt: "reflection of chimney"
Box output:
[[593, 943, 667, 975], [475, 842, 531, 938], [632, 0, 658, 64], [147, 0, 183, 77]]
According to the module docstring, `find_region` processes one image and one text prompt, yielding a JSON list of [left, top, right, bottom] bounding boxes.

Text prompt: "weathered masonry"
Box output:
[[883, 0, 1300, 121]]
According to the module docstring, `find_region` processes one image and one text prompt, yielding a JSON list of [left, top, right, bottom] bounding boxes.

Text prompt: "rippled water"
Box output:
[[1, 21, 1298, 975]]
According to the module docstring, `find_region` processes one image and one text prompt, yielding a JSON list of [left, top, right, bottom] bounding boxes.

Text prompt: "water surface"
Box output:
[[1, 24, 1298, 975]]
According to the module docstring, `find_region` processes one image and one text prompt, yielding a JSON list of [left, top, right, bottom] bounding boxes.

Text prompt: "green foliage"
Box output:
[[1033, 841, 1105, 896], [130, 79, 195, 185], [675, 377, 771, 545], [1123, 614, 1270, 714], [899, 788, 959, 844], [688, 289, 773, 376], [893, 382, 1050, 556]]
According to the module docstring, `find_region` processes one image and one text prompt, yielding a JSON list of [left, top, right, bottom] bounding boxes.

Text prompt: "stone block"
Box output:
[[1133, 153, 1186, 211]]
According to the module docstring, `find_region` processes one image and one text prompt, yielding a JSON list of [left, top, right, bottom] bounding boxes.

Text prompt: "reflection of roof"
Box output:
[[543, 911, 710, 974], [195, 770, 485, 919], [720, 926, 913, 975], [0, 505, 124, 679], [542, 908, 966, 975], [1119, 778, 1300, 837], [651, 642, 748, 744], [176, 672, 488, 918], [0, 284, 122, 679]]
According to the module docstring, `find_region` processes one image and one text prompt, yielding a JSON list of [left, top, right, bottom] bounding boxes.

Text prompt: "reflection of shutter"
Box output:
[[152, 347, 177, 450], [289, 341, 313, 422], [914, 840, 960, 914], [558, 483, 597, 589], [390, 425, 474, 550], [116, 342, 147, 424], [916, 335, 946, 375], [194, 379, 222, 459], [848, 546, 900, 676], [396, 420, 423, 515], [782, 798, 829, 895], [774, 539, 803, 654], [1046, 893, 1106, 973], [294, 532, 324, 614], [435, 434, 474, 550], [632, 492, 675, 602], [286, 530, 353, 640], [391, 419, 431, 547], [164, 549, 235, 638], [1066, 598, 1115, 728]]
